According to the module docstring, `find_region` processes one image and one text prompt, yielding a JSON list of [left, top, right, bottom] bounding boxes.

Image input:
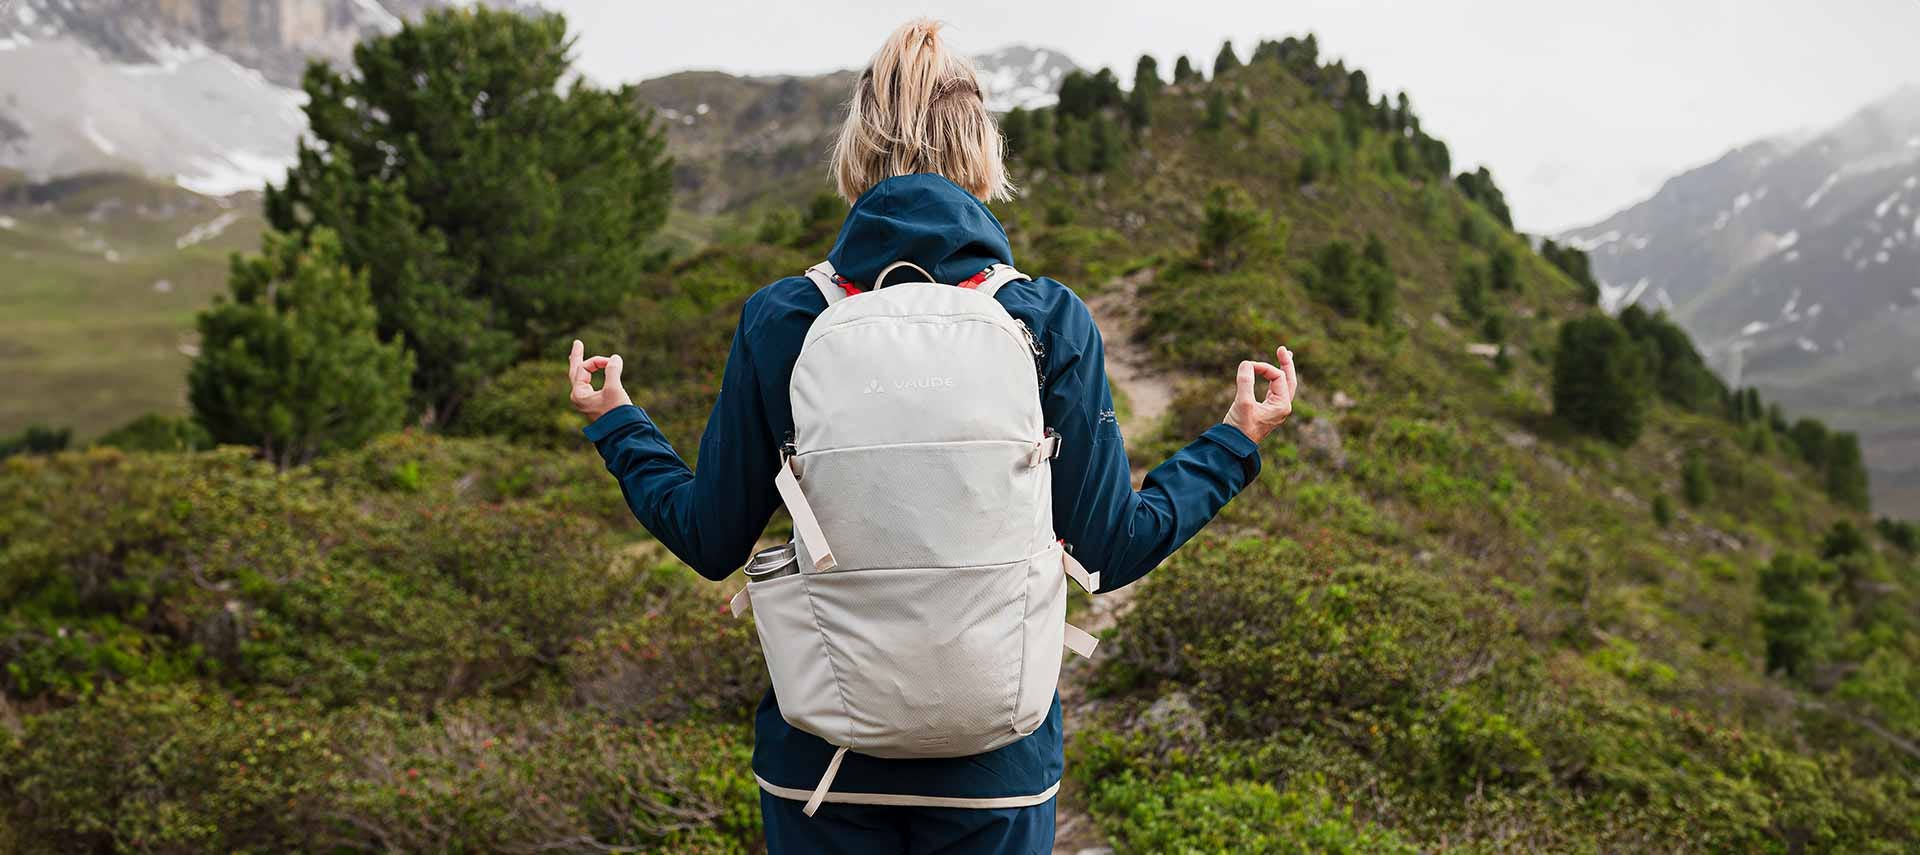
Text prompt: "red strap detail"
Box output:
[[957, 267, 994, 289], [832, 275, 863, 296]]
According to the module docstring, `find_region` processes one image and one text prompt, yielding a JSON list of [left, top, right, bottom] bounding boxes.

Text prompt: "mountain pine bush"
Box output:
[[189, 229, 412, 469], [1552, 313, 1651, 445]]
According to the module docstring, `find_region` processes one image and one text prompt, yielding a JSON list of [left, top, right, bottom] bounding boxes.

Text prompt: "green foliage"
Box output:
[[1196, 184, 1284, 272], [1454, 260, 1489, 320], [1824, 431, 1871, 510], [1539, 238, 1601, 303], [1203, 90, 1229, 131], [1759, 553, 1836, 679], [1, 685, 759, 852], [1653, 493, 1675, 527], [1089, 773, 1418, 854], [1055, 116, 1094, 173], [1489, 246, 1520, 292], [1454, 166, 1514, 229], [264, 7, 672, 421], [1620, 305, 1726, 411], [0, 424, 70, 460], [1879, 517, 1918, 553], [93, 413, 212, 454], [1057, 69, 1125, 121], [448, 360, 578, 449], [1172, 54, 1199, 84], [1683, 450, 1713, 506], [1213, 41, 1242, 77], [189, 229, 412, 469], [1303, 236, 1395, 326], [1552, 313, 1651, 445]]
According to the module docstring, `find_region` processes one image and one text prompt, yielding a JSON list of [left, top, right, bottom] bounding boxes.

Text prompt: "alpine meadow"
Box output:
[[3, 8, 1919, 854]]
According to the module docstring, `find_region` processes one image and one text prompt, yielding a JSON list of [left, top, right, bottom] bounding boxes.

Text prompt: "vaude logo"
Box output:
[[862, 376, 955, 394]]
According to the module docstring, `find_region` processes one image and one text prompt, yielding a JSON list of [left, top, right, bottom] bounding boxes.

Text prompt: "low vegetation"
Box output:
[[0, 13, 1913, 854]]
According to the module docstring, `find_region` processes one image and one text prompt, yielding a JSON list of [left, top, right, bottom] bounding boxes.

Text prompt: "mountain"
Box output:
[[634, 46, 1081, 217], [1564, 86, 1920, 516]]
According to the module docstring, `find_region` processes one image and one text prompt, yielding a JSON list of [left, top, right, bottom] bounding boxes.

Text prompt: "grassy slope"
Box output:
[[0, 171, 263, 440], [1004, 61, 1917, 851]]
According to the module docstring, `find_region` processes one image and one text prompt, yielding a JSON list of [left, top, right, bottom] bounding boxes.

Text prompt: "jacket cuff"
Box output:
[[1199, 422, 1263, 482], [581, 404, 649, 445]]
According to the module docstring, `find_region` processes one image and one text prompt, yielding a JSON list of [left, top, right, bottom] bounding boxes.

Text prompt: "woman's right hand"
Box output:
[[1223, 346, 1297, 443]]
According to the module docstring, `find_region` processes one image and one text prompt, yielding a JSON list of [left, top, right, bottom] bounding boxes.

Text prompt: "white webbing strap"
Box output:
[[774, 459, 837, 572], [804, 261, 846, 307], [803, 745, 851, 817], [972, 263, 1030, 298], [1063, 622, 1099, 658], [729, 586, 751, 618], [1063, 548, 1100, 594], [1026, 433, 1061, 467]]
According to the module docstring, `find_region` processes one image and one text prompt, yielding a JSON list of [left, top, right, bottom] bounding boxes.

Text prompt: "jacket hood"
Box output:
[[825, 173, 1015, 287]]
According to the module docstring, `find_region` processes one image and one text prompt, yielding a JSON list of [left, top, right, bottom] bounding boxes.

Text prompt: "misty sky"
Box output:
[[543, 0, 1920, 233]]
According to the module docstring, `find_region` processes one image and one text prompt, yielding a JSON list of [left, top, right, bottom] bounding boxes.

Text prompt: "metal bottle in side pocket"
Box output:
[[745, 543, 799, 582]]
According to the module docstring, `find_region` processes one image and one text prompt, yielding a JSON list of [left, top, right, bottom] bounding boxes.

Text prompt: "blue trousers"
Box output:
[[760, 792, 1056, 854]]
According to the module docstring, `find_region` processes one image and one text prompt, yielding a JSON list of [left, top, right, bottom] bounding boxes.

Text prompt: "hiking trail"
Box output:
[[1051, 268, 1168, 855]]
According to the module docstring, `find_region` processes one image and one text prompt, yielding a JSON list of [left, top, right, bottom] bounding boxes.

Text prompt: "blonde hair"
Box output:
[[831, 19, 1013, 203]]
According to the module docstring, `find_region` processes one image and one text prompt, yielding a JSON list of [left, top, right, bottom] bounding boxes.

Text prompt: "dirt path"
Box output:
[[1051, 269, 1167, 855]]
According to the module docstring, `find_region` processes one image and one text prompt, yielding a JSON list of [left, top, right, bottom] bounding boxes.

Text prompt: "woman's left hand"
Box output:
[[568, 339, 633, 422]]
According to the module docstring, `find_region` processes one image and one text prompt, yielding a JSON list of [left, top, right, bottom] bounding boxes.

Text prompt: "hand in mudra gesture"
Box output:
[[1224, 346, 1298, 443], [568, 339, 633, 422]]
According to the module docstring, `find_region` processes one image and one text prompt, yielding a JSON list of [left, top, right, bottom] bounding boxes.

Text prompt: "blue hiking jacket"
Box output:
[[585, 173, 1261, 801]]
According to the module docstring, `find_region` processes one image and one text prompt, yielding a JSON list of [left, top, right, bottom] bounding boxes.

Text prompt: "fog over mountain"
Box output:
[[1564, 85, 1920, 515]]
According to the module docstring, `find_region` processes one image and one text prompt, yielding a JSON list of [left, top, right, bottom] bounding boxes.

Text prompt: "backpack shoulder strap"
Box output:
[[970, 264, 1031, 299], [804, 261, 856, 307]]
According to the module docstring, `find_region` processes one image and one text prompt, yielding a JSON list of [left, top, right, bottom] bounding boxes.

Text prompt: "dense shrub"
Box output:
[[1303, 237, 1394, 325], [1759, 553, 1835, 679], [1196, 184, 1285, 272], [1089, 773, 1417, 854], [0, 424, 70, 460], [449, 360, 580, 449], [93, 413, 213, 453]]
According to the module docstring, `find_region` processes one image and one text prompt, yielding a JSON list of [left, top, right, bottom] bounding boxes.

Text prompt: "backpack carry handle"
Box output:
[[875, 260, 936, 288]]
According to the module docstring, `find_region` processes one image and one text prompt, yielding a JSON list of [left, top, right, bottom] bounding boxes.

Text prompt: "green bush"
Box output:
[[1759, 553, 1835, 679], [450, 360, 580, 449], [1089, 773, 1417, 854], [0, 424, 70, 460], [93, 413, 213, 454]]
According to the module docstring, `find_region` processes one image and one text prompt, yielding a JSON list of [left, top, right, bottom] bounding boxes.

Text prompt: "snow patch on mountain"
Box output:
[[1805, 172, 1839, 208], [972, 45, 1080, 112]]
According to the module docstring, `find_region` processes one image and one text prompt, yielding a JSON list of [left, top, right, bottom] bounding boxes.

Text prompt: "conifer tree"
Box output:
[[1552, 314, 1651, 446], [1204, 90, 1229, 131], [1134, 55, 1163, 94], [1001, 107, 1033, 159], [190, 229, 413, 469], [1173, 54, 1199, 84], [262, 8, 671, 422], [1214, 41, 1242, 77]]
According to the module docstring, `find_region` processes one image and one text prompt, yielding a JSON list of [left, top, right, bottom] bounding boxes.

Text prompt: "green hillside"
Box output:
[[3, 31, 1917, 854], [0, 170, 264, 440]]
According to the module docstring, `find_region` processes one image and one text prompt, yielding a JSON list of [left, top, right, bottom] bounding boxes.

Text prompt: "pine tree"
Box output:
[[1173, 55, 1199, 84], [1204, 90, 1229, 131], [189, 229, 413, 469], [1454, 167, 1514, 229], [1054, 116, 1094, 173], [1825, 432, 1870, 510], [1090, 114, 1124, 172], [1002, 107, 1032, 159], [1346, 69, 1370, 105], [262, 8, 671, 422], [1552, 313, 1651, 445], [1455, 262, 1489, 320], [1133, 55, 1163, 94], [1197, 184, 1271, 272], [1490, 247, 1520, 291], [1214, 41, 1242, 77], [1683, 450, 1713, 506]]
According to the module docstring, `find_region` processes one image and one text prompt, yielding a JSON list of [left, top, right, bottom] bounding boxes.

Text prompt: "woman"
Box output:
[[567, 18, 1297, 855]]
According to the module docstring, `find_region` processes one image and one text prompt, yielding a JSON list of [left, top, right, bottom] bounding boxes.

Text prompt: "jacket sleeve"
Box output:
[[1042, 286, 1262, 593], [582, 302, 781, 581]]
